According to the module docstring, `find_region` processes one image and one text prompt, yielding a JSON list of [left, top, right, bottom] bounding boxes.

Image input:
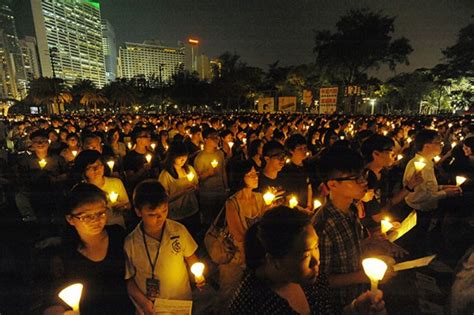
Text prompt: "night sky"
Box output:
[[13, 0, 474, 79]]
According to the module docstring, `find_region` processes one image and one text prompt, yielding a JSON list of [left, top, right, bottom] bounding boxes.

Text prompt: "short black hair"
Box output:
[[29, 129, 48, 140], [74, 150, 102, 175], [67, 183, 106, 215], [414, 129, 439, 153], [285, 133, 307, 152], [133, 180, 168, 211], [361, 134, 395, 163], [202, 127, 218, 139], [317, 146, 364, 182], [262, 140, 285, 157]]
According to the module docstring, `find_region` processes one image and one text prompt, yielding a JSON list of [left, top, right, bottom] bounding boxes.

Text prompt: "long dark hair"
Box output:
[[245, 206, 311, 270], [163, 141, 190, 179]]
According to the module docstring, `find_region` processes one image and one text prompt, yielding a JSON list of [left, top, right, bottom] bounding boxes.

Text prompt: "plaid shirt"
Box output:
[[313, 199, 366, 310]]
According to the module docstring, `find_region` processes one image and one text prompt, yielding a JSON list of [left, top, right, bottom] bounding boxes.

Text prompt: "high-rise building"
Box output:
[[102, 19, 116, 83], [0, 4, 28, 100], [31, 0, 106, 87], [210, 58, 222, 79], [118, 41, 185, 84], [19, 36, 41, 81], [196, 54, 210, 81], [184, 38, 199, 73]]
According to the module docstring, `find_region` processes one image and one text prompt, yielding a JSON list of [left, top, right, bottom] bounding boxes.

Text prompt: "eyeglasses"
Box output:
[[86, 163, 104, 172], [330, 171, 368, 184], [269, 152, 287, 160], [71, 210, 107, 223], [33, 140, 49, 144]]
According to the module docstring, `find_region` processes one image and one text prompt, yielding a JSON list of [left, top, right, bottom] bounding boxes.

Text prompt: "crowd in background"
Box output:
[[0, 113, 473, 314]]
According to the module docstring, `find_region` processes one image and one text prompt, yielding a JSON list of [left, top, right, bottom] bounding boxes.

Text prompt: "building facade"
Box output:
[[19, 36, 41, 81], [0, 4, 28, 100], [118, 41, 184, 84], [31, 0, 106, 87], [196, 54, 210, 81], [102, 19, 117, 83]]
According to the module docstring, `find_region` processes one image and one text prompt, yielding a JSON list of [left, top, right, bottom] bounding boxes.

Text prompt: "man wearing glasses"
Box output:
[[256, 140, 286, 194], [313, 146, 395, 312]]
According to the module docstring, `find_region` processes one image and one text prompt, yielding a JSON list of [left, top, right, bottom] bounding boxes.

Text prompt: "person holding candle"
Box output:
[[75, 150, 131, 229], [106, 128, 127, 159], [403, 129, 462, 255], [124, 180, 202, 315], [256, 140, 286, 194], [184, 125, 202, 165], [247, 139, 264, 171], [123, 127, 160, 192], [42, 183, 134, 315], [229, 206, 385, 314], [194, 127, 228, 227], [313, 146, 395, 312], [59, 133, 81, 164], [158, 141, 200, 239]]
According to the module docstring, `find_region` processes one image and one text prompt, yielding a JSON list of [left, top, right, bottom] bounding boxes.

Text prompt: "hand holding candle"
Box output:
[[289, 196, 298, 208], [58, 283, 83, 314], [107, 160, 115, 172], [456, 176, 467, 186], [381, 218, 393, 234], [186, 172, 195, 182], [362, 258, 388, 297], [313, 199, 322, 210], [414, 160, 426, 172], [263, 190, 276, 205], [38, 159, 47, 169], [72, 150, 78, 157], [190, 262, 205, 284], [433, 155, 441, 163], [145, 154, 152, 164], [211, 159, 218, 168], [228, 141, 234, 150], [150, 143, 156, 150]]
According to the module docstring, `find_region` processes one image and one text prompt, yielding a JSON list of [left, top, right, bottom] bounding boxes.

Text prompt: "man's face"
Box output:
[[83, 137, 102, 153], [137, 203, 168, 231], [264, 150, 286, 172], [136, 132, 151, 147], [328, 170, 368, 200], [31, 136, 49, 153], [291, 144, 308, 161], [373, 148, 395, 168], [276, 225, 320, 286], [204, 133, 219, 149]]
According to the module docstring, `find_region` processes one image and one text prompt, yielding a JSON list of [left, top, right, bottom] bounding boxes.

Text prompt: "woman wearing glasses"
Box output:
[[74, 150, 131, 229], [42, 183, 133, 315]]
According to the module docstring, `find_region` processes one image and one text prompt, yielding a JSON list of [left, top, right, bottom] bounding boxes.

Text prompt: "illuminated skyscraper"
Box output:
[[19, 36, 41, 81], [31, 0, 106, 87], [102, 19, 117, 83], [196, 54, 210, 81], [0, 4, 28, 100], [118, 41, 184, 84]]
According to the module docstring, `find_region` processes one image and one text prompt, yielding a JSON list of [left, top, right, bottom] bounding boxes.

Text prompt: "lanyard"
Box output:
[[141, 222, 166, 279]]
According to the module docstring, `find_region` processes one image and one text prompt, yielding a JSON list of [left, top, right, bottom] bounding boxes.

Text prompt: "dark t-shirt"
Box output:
[[257, 172, 283, 193], [47, 225, 134, 315], [280, 162, 310, 207], [361, 169, 385, 228]]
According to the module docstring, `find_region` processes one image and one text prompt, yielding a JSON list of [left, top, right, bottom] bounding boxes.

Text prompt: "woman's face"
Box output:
[[67, 137, 78, 148], [174, 155, 188, 168], [277, 225, 320, 286], [463, 144, 472, 157], [85, 159, 104, 182], [243, 167, 258, 189], [66, 199, 107, 237]]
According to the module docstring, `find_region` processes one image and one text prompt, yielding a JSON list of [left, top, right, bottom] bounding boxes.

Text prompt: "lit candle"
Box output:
[[150, 143, 156, 150], [451, 142, 457, 149], [433, 156, 441, 163], [448, 123, 453, 128], [211, 159, 218, 168], [313, 199, 322, 210], [306, 152, 310, 157], [58, 283, 83, 314], [228, 141, 234, 150], [109, 191, 119, 203], [340, 136, 345, 140], [383, 130, 388, 136], [72, 150, 78, 157], [407, 137, 412, 144], [289, 196, 298, 208], [397, 154, 404, 161], [146, 154, 152, 164], [38, 159, 47, 169], [286, 158, 291, 164], [381, 218, 394, 234], [164, 144, 169, 151], [414, 160, 426, 172], [362, 258, 388, 297], [107, 160, 115, 172], [263, 191, 275, 205], [242, 138, 247, 145], [190, 262, 205, 283], [186, 172, 195, 182], [200, 144, 204, 150], [460, 136, 464, 141], [456, 176, 467, 186], [127, 142, 132, 150]]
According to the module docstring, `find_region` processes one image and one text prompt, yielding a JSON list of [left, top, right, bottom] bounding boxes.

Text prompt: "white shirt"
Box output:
[[124, 219, 198, 300], [403, 154, 446, 211]]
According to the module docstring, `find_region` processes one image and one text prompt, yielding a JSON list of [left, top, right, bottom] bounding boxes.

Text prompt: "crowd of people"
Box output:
[[0, 113, 472, 314]]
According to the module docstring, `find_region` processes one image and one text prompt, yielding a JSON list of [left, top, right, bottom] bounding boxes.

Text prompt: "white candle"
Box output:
[[58, 283, 83, 313], [407, 137, 412, 144], [362, 258, 388, 297], [150, 143, 156, 150], [127, 142, 132, 150], [414, 160, 426, 172], [433, 156, 441, 163], [109, 191, 119, 203], [200, 144, 204, 151], [186, 172, 195, 182], [397, 154, 403, 161], [242, 138, 247, 145], [190, 262, 205, 283], [38, 159, 47, 169], [228, 141, 234, 150], [451, 142, 457, 149], [313, 199, 322, 210], [289, 196, 298, 209], [211, 159, 218, 168], [381, 218, 394, 234], [286, 158, 291, 164], [146, 154, 152, 164], [263, 191, 275, 205], [456, 176, 467, 186], [72, 150, 78, 157], [107, 160, 115, 172]]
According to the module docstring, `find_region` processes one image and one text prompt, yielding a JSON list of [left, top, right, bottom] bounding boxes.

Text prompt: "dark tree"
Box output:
[[313, 8, 413, 85]]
